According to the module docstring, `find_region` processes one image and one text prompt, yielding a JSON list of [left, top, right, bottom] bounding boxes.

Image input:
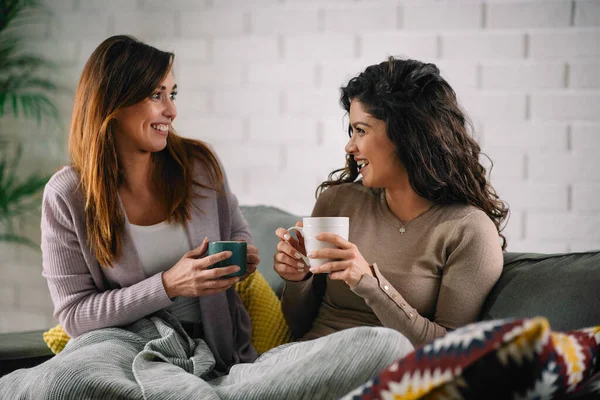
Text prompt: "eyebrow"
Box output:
[[159, 84, 178, 91], [351, 121, 371, 128]]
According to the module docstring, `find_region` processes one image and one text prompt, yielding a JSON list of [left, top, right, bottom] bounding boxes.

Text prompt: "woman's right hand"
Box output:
[[162, 237, 241, 298], [274, 221, 310, 282]]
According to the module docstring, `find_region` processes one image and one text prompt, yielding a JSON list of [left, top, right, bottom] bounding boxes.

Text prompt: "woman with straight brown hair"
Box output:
[[42, 34, 258, 372]]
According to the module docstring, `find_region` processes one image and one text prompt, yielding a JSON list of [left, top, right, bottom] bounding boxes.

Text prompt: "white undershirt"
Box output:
[[129, 220, 202, 323]]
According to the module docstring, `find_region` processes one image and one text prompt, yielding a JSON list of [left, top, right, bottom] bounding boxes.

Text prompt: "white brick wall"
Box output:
[[2, 0, 599, 333]]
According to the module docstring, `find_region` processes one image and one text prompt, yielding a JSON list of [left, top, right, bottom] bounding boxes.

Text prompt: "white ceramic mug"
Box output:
[[287, 217, 349, 268]]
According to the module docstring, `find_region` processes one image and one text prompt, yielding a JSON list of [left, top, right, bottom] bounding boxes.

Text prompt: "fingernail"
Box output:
[[294, 252, 302, 259], [297, 268, 304, 272], [309, 267, 317, 273], [307, 251, 315, 258], [297, 262, 304, 268], [284, 234, 291, 241]]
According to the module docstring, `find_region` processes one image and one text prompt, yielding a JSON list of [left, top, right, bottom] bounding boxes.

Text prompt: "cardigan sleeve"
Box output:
[[351, 210, 503, 347], [41, 185, 173, 337]]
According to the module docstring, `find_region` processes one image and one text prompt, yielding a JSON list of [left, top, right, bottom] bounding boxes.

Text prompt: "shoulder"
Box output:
[[44, 166, 82, 203], [437, 204, 501, 250]]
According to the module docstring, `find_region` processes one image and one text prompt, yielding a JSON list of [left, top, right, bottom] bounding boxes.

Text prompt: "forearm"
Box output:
[[351, 266, 447, 347], [280, 275, 323, 339], [46, 272, 173, 337]]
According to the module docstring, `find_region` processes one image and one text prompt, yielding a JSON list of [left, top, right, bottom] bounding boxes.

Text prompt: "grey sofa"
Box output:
[[1, 205, 599, 377]]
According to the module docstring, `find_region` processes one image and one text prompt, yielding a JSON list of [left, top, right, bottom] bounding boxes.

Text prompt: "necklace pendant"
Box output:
[[399, 227, 406, 234]]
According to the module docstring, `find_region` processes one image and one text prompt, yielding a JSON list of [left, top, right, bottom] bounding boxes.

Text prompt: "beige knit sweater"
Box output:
[[281, 183, 503, 347]]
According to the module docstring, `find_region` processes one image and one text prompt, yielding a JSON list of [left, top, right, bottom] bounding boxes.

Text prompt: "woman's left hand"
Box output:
[[307, 233, 372, 288], [240, 244, 259, 281]]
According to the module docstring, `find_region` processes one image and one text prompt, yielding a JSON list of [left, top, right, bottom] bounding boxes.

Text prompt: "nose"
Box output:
[[345, 135, 357, 155], [164, 98, 177, 121]]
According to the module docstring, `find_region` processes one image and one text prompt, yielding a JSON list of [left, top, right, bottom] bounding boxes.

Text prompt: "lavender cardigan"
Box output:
[[41, 165, 257, 372]]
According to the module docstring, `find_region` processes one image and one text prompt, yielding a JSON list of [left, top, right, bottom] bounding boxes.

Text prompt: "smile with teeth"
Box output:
[[151, 123, 169, 132], [357, 160, 369, 172]]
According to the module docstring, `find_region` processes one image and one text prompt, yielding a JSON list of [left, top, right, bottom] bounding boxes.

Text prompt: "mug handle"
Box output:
[[286, 226, 310, 267]]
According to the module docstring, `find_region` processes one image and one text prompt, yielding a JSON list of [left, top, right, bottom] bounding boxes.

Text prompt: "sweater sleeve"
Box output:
[[41, 186, 173, 338], [351, 210, 503, 347], [224, 175, 252, 243], [280, 185, 337, 339]]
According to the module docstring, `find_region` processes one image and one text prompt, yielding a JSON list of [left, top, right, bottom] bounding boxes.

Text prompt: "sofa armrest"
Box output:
[[0, 330, 54, 376]]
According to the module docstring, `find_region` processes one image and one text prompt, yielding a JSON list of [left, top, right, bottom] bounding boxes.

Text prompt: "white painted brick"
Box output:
[[488, 1, 570, 29], [530, 29, 600, 59], [570, 62, 600, 88], [492, 181, 568, 211], [0, 284, 17, 308], [17, 285, 54, 313], [575, 0, 600, 27], [403, 2, 481, 30], [248, 117, 320, 145], [213, 89, 280, 117], [30, 39, 79, 66], [50, 12, 110, 41], [507, 239, 569, 254], [531, 92, 600, 120], [247, 62, 318, 87], [285, 34, 355, 61], [0, 261, 45, 286], [442, 32, 525, 60], [211, 0, 279, 7], [459, 92, 527, 121], [320, 59, 376, 91], [284, 145, 348, 178], [113, 12, 178, 40], [527, 213, 600, 241], [572, 123, 600, 153], [501, 209, 523, 241], [480, 150, 525, 181], [284, 89, 344, 117], [251, 7, 319, 35], [79, 0, 138, 11], [181, 10, 246, 37], [568, 242, 600, 252], [0, 309, 54, 333], [360, 32, 438, 61], [243, 169, 323, 217], [324, 5, 398, 33], [177, 117, 245, 143], [150, 39, 209, 62], [435, 61, 479, 91], [322, 117, 352, 149], [481, 62, 565, 89], [213, 37, 279, 63], [43, 0, 76, 11], [211, 144, 281, 171], [573, 183, 600, 212], [177, 63, 244, 89], [171, 90, 210, 117], [142, 0, 210, 11], [529, 153, 600, 182], [482, 123, 568, 151]]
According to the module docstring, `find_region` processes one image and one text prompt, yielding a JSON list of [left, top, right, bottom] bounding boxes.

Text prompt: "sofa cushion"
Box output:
[[345, 317, 600, 400], [481, 251, 600, 331], [241, 205, 301, 296]]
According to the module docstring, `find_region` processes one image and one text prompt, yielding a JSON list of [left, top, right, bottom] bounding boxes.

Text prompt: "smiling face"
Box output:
[[345, 99, 406, 189], [113, 70, 178, 155]]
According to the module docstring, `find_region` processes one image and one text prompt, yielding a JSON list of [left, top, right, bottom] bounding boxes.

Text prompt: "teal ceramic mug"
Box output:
[[207, 241, 247, 278]]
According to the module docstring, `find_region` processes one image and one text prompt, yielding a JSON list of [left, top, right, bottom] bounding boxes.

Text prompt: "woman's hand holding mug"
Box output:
[[274, 221, 311, 282]]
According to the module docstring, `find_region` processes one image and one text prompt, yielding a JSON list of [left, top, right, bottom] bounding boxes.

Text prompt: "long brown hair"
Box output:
[[319, 57, 510, 249], [69, 35, 223, 267]]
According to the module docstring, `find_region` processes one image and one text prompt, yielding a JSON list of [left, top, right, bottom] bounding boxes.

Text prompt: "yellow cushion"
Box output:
[[42, 270, 292, 355]]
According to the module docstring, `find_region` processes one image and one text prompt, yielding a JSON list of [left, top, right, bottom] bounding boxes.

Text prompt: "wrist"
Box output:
[[161, 271, 177, 299]]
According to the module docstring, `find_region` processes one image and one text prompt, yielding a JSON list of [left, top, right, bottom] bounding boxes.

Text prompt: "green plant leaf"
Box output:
[[0, 232, 40, 250]]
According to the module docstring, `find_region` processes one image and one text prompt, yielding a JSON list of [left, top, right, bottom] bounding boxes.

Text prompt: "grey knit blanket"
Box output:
[[0, 315, 412, 400]]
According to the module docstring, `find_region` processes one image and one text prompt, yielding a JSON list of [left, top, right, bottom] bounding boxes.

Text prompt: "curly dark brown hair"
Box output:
[[318, 57, 510, 249]]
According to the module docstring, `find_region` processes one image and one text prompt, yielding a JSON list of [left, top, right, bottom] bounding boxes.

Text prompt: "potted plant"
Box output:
[[0, 0, 62, 248]]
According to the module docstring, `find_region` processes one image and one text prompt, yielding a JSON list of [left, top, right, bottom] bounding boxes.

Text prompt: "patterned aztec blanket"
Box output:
[[0, 314, 412, 400]]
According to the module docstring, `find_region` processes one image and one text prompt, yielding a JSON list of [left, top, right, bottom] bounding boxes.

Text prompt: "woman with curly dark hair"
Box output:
[[274, 57, 509, 348]]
